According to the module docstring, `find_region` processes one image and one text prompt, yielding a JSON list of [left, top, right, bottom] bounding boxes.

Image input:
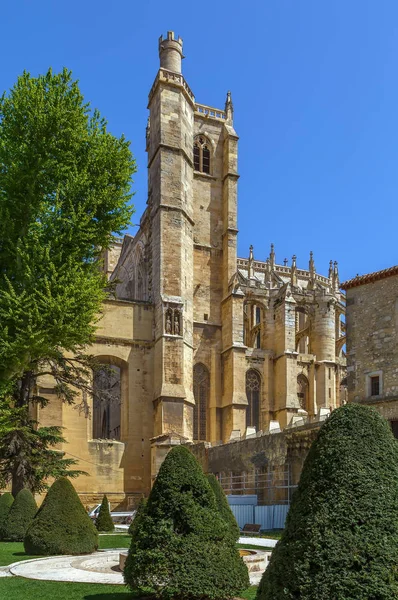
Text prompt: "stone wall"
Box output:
[[345, 274, 398, 403]]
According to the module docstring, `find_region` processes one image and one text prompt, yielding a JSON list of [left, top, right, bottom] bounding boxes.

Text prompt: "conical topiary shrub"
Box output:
[[124, 445, 249, 599], [206, 473, 240, 541], [95, 495, 114, 532], [24, 477, 98, 555], [0, 492, 14, 539], [3, 489, 37, 541], [257, 403, 398, 600], [128, 496, 147, 536]]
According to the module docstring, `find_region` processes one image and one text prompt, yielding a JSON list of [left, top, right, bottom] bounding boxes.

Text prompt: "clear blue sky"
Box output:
[[2, 1, 397, 282]]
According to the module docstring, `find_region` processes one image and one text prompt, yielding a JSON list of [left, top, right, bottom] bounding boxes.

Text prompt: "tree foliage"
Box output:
[[24, 477, 98, 555], [257, 403, 398, 600], [0, 68, 135, 493], [128, 497, 147, 536], [206, 473, 240, 541], [0, 492, 13, 539], [0, 398, 86, 496], [124, 446, 249, 600], [3, 489, 37, 541], [0, 67, 135, 389], [95, 494, 114, 532]]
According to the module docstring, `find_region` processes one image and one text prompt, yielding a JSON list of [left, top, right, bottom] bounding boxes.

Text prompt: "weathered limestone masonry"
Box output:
[[25, 32, 345, 507], [342, 266, 398, 432]]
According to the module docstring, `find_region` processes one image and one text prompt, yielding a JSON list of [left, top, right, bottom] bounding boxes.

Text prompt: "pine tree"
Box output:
[[124, 446, 249, 599], [257, 403, 398, 600], [95, 495, 114, 532], [206, 473, 240, 541], [0, 492, 14, 539], [24, 477, 98, 555], [3, 489, 37, 541], [0, 398, 86, 496]]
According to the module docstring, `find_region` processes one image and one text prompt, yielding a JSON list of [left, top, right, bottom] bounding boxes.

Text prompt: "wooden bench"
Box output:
[[241, 523, 261, 536]]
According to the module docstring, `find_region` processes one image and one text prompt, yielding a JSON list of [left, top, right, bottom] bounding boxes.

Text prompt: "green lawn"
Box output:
[[259, 529, 283, 540]]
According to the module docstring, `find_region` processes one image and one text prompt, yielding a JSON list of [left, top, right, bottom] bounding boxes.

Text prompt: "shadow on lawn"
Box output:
[[83, 596, 133, 600]]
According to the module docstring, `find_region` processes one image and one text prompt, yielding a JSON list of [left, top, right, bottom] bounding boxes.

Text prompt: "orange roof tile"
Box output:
[[341, 265, 398, 290]]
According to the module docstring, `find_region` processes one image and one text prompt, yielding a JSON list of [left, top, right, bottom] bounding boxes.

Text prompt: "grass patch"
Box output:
[[259, 529, 283, 539], [0, 578, 132, 600], [98, 535, 130, 550], [237, 543, 274, 552], [241, 585, 258, 600], [0, 541, 40, 566]]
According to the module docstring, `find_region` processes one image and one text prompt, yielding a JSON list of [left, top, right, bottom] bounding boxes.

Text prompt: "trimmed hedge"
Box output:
[[95, 495, 114, 532], [24, 477, 98, 555], [206, 473, 240, 541], [3, 489, 37, 541], [124, 446, 249, 599], [128, 497, 147, 536], [257, 403, 398, 600], [0, 492, 14, 539]]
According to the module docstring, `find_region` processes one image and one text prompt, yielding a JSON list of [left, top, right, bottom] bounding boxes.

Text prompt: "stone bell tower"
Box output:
[[146, 32, 195, 439]]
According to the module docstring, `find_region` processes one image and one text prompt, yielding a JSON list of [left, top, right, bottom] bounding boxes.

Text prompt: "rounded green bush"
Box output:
[[95, 495, 114, 532], [206, 473, 240, 541], [24, 477, 98, 555], [257, 403, 398, 600], [0, 492, 14, 539], [3, 489, 37, 541], [124, 445, 249, 599]]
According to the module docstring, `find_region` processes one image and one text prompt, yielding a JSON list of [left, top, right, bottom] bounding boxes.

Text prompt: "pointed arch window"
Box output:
[[194, 136, 211, 174], [193, 363, 210, 441], [297, 374, 309, 411], [246, 369, 260, 430]]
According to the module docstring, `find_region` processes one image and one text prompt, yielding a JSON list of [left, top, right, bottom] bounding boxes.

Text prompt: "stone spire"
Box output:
[[270, 243, 275, 270], [291, 255, 297, 286], [225, 90, 234, 123], [265, 258, 271, 286], [309, 251, 315, 287], [248, 245, 254, 279], [333, 261, 340, 291], [328, 259, 333, 281]]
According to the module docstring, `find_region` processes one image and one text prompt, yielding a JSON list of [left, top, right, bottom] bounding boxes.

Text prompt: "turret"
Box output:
[[158, 31, 184, 73]]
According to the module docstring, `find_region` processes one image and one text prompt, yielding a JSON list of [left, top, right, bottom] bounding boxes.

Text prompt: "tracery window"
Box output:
[[193, 136, 211, 174], [193, 363, 209, 441], [246, 369, 260, 430], [93, 366, 121, 440], [297, 374, 309, 411]]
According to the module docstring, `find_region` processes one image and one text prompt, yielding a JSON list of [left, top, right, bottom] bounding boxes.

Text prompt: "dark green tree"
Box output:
[[124, 446, 249, 600], [24, 477, 98, 555], [0, 398, 86, 497], [95, 494, 114, 532], [3, 488, 37, 541], [257, 403, 398, 600], [0, 68, 135, 493], [206, 473, 240, 541], [128, 496, 147, 536], [0, 492, 13, 539]]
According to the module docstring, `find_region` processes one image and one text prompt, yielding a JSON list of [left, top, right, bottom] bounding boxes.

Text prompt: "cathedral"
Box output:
[[36, 32, 346, 508]]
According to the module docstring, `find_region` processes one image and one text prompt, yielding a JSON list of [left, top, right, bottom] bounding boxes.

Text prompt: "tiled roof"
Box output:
[[341, 265, 398, 290]]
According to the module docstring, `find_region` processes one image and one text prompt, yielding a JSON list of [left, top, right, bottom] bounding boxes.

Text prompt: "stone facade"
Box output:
[[342, 266, 398, 432], [33, 32, 346, 507]]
